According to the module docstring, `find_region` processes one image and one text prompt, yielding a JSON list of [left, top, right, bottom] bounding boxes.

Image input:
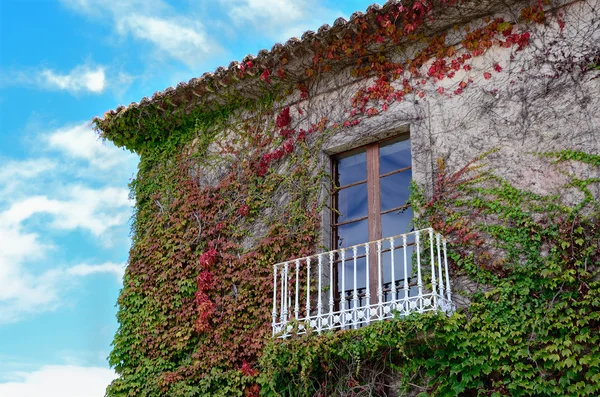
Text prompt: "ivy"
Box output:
[[92, 1, 598, 396], [259, 151, 600, 396]]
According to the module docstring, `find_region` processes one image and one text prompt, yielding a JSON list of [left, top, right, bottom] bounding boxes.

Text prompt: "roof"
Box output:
[[94, 0, 520, 150]]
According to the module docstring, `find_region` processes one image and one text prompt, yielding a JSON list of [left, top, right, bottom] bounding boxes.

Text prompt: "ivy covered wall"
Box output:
[[93, 1, 599, 395]]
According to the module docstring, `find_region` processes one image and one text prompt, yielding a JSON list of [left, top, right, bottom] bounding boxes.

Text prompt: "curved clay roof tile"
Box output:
[[301, 30, 316, 41], [257, 49, 270, 58], [350, 11, 364, 21], [271, 43, 284, 53], [285, 37, 300, 48], [96, 0, 451, 131], [317, 24, 331, 34], [333, 17, 347, 27], [367, 4, 382, 13], [214, 67, 227, 80]]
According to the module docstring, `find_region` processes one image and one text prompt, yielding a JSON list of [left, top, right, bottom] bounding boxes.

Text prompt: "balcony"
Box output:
[[272, 228, 455, 338]]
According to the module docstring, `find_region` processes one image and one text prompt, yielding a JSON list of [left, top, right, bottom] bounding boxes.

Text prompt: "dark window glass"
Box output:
[[379, 138, 411, 175], [380, 169, 412, 212], [336, 219, 368, 249], [337, 150, 367, 186], [336, 183, 368, 224], [381, 207, 413, 238]]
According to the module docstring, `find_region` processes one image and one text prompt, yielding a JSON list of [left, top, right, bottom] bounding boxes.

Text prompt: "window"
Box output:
[[331, 134, 413, 307]]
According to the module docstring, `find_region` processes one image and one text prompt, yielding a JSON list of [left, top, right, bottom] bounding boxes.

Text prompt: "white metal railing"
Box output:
[[272, 228, 455, 337]]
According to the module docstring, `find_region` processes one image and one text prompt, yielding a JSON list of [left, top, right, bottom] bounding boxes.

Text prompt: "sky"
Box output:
[[0, 0, 379, 396]]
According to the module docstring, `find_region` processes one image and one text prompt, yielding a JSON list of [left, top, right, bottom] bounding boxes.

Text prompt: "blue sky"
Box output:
[[0, 1, 377, 395]]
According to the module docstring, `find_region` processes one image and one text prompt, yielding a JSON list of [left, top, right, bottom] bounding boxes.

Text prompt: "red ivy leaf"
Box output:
[[260, 69, 271, 84]]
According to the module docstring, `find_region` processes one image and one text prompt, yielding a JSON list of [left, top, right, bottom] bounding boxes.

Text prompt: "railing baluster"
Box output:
[[271, 229, 454, 337], [429, 229, 437, 309], [280, 264, 285, 322], [340, 249, 346, 327], [377, 240, 383, 316], [329, 251, 334, 327], [272, 265, 278, 336], [352, 245, 358, 329], [295, 259, 300, 320], [283, 262, 289, 322], [365, 243, 370, 325], [306, 257, 311, 322], [416, 231, 423, 312], [403, 234, 408, 301], [436, 233, 444, 301], [443, 239, 452, 303], [317, 254, 323, 333], [390, 237, 396, 304]]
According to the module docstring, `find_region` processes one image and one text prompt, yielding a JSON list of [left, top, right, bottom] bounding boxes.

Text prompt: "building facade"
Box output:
[[95, 0, 599, 395]]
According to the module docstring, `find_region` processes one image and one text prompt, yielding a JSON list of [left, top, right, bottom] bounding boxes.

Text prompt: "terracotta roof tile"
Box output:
[[94, 0, 515, 134]]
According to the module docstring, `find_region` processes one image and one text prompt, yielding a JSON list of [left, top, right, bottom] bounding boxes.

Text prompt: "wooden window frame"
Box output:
[[331, 133, 411, 302]]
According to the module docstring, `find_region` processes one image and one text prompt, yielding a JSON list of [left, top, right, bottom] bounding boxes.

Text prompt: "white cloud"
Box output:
[[46, 122, 133, 170], [67, 262, 125, 283], [0, 365, 116, 397], [39, 65, 106, 93], [0, 158, 56, 181], [0, 186, 130, 323], [224, 0, 343, 40], [0, 158, 56, 196], [0, 186, 131, 237], [0, 63, 133, 95], [227, 0, 304, 24], [0, 122, 137, 324], [117, 15, 212, 66], [61, 0, 217, 67]]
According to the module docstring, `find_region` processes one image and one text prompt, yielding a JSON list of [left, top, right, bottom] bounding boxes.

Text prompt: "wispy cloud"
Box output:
[[0, 365, 116, 397], [40, 64, 106, 93], [66, 262, 125, 283], [0, 122, 137, 324], [0, 63, 133, 95], [61, 0, 218, 67], [0, 186, 131, 323], [226, 0, 304, 26], [46, 122, 133, 170], [117, 15, 213, 66], [223, 0, 343, 41], [2, 186, 130, 237], [0, 158, 56, 196]]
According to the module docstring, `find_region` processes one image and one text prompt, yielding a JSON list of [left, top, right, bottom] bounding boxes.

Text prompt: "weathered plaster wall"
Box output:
[[314, 0, 598, 204], [190, 0, 600, 274]]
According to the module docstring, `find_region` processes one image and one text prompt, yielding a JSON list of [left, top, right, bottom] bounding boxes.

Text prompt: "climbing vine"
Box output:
[[92, 1, 600, 396], [259, 151, 600, 396]]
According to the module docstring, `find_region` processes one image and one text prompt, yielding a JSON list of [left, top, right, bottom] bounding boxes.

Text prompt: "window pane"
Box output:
[[337, 150, 367, 186], [336, 183, 367, 224], [336, 219, 368, 249], [380, 169, 412, 212], [379, 138, 411, 175], [382, 207, 413, 238]]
